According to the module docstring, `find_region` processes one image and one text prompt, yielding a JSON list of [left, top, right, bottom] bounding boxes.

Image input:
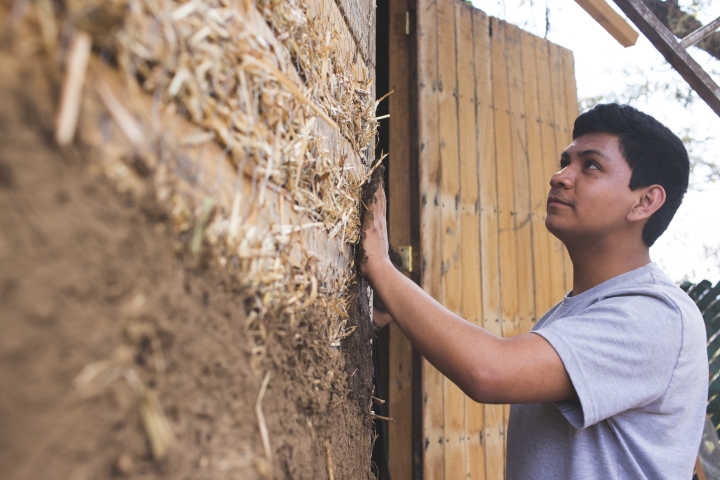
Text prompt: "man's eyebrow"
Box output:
[[577, 149, 611, 160]]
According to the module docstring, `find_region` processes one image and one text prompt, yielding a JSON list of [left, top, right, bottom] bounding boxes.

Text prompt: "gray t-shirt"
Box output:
[[507, 263, 708, 480]]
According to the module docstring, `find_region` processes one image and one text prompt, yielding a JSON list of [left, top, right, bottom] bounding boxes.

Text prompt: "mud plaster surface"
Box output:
[[0, 52, 376, 480]]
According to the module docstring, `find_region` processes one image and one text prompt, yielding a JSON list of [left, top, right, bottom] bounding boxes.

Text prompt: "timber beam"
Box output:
[[574, 0, 639, 47], [612, 0, 720, 118]]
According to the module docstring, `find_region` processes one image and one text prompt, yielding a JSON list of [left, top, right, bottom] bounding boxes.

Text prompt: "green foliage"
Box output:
[[682, 279, 720, 429]]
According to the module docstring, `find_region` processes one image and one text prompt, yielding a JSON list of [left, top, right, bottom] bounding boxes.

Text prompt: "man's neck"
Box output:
[[567, 239, 651, 296]]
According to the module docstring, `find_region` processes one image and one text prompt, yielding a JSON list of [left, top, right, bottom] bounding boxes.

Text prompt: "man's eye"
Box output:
[[559, 160, 569, 169], [585, 161, 599, 170]]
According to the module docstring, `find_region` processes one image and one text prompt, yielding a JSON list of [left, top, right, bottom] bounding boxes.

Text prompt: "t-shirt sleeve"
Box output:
[[534, 291, 683, 429]]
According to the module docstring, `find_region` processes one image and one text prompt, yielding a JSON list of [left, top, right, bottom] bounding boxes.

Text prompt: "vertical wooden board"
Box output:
[[483, 16, 507, 480], [489, 19, 515, 340], [471, 10, 495, 480], [456, 3, 484, 479], [537, 39, 567, 305], [387, 0, 414, 475], [388, 324, 414, 478], [548, 42, 572, 299], [388, 0, 412, 249], [561, 47, 579, 293], [437, 1, 465, 478], [491, 19, 519, 342], [491, 18, 517, 456], [417, 0, 444, 477], [505, 24, 535, 338], [561, 48, 579, 144], [520, 32, 553, 320]]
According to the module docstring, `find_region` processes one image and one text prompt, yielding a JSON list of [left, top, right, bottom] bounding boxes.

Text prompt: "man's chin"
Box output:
[[544, 217, 565, 239]]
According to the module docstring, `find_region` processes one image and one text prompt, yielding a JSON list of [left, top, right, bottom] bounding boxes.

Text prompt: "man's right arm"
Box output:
[[361, 187, 577, 404]]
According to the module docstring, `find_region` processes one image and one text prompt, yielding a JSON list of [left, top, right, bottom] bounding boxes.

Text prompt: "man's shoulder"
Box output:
[[594, 264, 699, 317]]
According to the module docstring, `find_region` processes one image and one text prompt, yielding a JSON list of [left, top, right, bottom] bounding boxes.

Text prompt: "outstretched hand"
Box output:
[[360, 185, 391, 280]]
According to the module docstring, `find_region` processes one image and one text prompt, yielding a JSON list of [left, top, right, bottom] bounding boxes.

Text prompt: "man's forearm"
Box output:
[[366, 260, 577, 404], [366, 260, 505, 402]]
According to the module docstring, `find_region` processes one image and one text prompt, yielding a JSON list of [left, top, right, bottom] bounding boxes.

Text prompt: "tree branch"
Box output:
[[642, 0, 720, 61]]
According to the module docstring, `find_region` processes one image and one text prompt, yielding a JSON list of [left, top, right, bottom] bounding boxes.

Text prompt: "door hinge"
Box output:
[[397, 245, 414, 273]]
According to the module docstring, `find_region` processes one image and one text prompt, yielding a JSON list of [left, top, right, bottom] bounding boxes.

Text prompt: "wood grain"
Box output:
[[387, 0, 415, 476], [505, 23, 535, 338], [456, 4, 486, 480], [437, 1, 466, 477], [547, 41, 572, 301], [520, 31, 553, 318], [613, 0, 720, 118], [412, 6, 579, 477], [561, 47, 579, 294], [573, 0, 639, 47], [417, 0, 444, 476], [484, 17, 510, 480]]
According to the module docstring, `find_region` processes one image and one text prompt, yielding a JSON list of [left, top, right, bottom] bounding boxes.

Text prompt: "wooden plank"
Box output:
[[388, 322, 414, 479], [548, 44, 574, 296], [680, 15, 720, 49], [485, 16, 509, 480], [387, 0, 415, 476], [490, 19, 519, 340], [561, 48, 579, 128], [561, 47, 579, 294], [535, 38, 566, 308], [456, 3, 483, 479], [491, 18, 518, 454], [520, 31, 553, 318], [458, 4, 491, 480], [437, 1, 466, 478], [574, 0, 639, 47], [472, 11, 496, 480], [547, 41, 572, 300], [612, 0, 720, 118], [417, 0, 444, 476], [490, 20, 521, 342], [505, 23, 535, 338]]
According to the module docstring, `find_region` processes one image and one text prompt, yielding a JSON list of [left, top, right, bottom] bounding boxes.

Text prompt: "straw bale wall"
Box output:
[[0, 0, 380, 478]]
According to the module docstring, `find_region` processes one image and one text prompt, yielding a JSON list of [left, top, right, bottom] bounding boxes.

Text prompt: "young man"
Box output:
[[361, 104, 708, 479]]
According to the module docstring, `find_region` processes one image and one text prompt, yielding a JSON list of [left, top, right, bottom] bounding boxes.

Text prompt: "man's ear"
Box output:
[[627, 185, 666, 222]]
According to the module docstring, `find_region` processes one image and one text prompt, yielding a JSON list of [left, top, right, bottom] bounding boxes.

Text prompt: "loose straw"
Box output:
[[255, 372, 273, 467], [55, 30, 92, 145]]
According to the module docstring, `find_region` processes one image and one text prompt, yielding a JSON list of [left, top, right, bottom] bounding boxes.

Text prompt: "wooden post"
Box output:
[[388, 0, 417, 477]]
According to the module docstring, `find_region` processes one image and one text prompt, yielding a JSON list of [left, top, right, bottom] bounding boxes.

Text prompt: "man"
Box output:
[[361, 103, 708, 479]]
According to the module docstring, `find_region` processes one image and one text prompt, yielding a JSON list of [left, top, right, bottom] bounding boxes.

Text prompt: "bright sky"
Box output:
[[472, 0, 720, 284]]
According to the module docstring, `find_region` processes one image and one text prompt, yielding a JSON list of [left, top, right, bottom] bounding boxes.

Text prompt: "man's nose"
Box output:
[[549, 167, 574, 190]]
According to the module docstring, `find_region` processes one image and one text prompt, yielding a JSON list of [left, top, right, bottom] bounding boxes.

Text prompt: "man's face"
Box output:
[[545, 132, 638, 244]]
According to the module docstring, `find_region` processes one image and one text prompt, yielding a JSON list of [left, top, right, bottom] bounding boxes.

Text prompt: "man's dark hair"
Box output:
[[573, 103, 689, 247]]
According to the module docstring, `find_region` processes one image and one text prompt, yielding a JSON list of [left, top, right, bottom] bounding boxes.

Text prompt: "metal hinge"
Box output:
[[397, 245, 414, 273]]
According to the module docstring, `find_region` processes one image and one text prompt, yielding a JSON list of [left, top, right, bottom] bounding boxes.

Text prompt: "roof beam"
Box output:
[[612, 0, 720, 118], [574, 0, 639, 47], [680, 15, 720, 49]]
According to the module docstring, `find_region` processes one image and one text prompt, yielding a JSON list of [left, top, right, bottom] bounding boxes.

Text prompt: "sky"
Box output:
[[471, 0, 720, 284]]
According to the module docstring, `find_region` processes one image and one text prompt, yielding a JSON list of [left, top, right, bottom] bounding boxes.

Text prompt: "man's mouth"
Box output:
[[547, 195, 572, 208]]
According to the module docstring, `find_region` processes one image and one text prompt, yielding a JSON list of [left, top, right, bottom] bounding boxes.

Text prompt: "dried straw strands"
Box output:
[[7, 0, 379, 466], [115, 0, 378, 247], [12, 0, 378, 354], [105, 0, 380, 352]]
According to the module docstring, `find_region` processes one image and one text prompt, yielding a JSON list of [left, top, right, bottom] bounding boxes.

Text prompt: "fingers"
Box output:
[[374, 186, 386, 222]]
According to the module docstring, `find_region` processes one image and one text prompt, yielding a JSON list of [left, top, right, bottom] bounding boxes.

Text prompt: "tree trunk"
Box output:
[[642, 0, 720, 62]]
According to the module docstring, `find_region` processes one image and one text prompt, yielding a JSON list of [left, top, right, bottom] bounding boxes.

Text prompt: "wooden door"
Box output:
[[385, 0, 579, 478]]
